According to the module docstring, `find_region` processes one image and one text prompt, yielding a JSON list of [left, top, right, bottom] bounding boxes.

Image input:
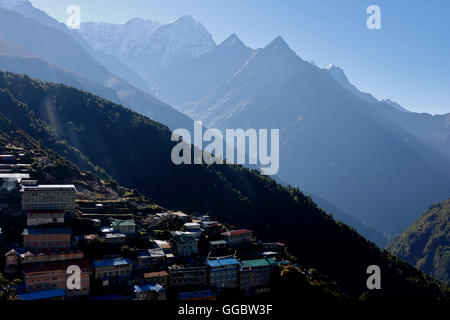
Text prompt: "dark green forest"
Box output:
[[388, 199, 449, 283]]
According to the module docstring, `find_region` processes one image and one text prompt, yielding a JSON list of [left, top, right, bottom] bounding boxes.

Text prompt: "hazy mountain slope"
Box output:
[[155, 34, 255, 106], [79, 15, 216, 88], [182, 37, 450, 237], [310, 194, 389, 248], [388, 199, 450, 283], [0, 70, 448, 299], [181, 36, 311, 126], [328, 65, 450, 159], [0, 7, 110, 85], [0, 0, 151, 93], [326, 65, 378, 103], [0, 37, 119, 102], [374, 102, 450, 159], [0, 7, 194, 132]]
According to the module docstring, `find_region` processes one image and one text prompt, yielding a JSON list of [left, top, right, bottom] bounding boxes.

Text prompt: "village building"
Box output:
[[23, 259, 91, 297], [137, 248, 166, 270], [93, 258, 133, 286], [207, 258, 240, 289], [22, 228, 72, 249], [201, 220, 221, 235], [104, 233, 127, 244], [5, 249, 20, 267], [209, 240, 228, 250], [20, 249, 84, 265], [153, 240, 172, 253], [143, 270, 169, 288], [239, 259, 272, 292], [262, 242, 287, 253], [221, 229, 253, 247], [20, 184, 76, 212], [26, 210, 65, 227], [133, 283, 166, 300], [111, 219, 136, 234], [170, 231, 198, 257], [168, 264, 208, 288], [171, 211, 190, 221]]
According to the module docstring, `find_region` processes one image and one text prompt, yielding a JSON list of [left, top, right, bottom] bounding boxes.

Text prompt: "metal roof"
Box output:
[[210, 240, 227, 245], [133, 284, 165, 293], [19, 289, 65, 300], [21, 184, 76, 192], [221, 229, 252, 236], [111, 220, 135, 227], [93, 258, 132, 268], [240, 259, 271, 268], [206, 257, 239, 267]]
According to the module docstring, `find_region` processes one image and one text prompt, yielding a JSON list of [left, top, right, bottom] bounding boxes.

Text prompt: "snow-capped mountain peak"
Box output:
[[78, 15, 216, 87]]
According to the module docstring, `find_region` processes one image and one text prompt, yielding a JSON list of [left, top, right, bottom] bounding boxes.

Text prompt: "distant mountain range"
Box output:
[[388, 199, 450, 283], [1, 0, 449, 241], [152, 34, 450, 237], [0, 5, 194, 132], [79, 15, 216, 88], [1, 70, 447, 299]]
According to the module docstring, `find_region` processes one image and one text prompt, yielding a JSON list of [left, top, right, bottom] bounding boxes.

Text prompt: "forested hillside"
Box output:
[[388, 199, 450, 283], [0, 71, 448, 299]]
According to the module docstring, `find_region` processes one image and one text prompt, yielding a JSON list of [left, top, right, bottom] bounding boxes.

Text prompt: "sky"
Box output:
[[30, 0, 450, 114]]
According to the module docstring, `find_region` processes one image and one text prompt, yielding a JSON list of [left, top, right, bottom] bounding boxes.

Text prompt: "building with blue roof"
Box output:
[[19, 289, 65, 301], [93, 258, 133, 286], [206, 258, 240, 289], [133, 283, 166, 301]]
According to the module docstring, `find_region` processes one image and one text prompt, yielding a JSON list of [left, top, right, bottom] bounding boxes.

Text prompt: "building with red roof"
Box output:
[[221, 229, 253, 247]]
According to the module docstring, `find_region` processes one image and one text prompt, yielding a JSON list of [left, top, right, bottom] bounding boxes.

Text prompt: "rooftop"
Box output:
[[154, 240, 171, 249], [206, 257, 240, 267], [111, 219, 135, 227], [171, 231, 198, 242], [22, 228, 72, 235], [21, 184, 77, 192], [221, 229, 252, 236], [133, 283, 165, 293], [104, 233, 126, 239], [210, 240, 227, 245], [143, 271, 169, 278], [93, 258, 132, 268], [240, 259, 271, 268], [171, 211, 188, 217], [0, 173, 30, 181], [137, 248, 165, 258], [19, 289, 65, 300]]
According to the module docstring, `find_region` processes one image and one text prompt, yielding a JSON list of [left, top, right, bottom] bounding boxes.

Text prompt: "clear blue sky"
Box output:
[[30, 0, 450, 114]]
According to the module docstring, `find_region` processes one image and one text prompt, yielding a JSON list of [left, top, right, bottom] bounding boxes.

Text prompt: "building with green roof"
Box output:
[[239, 259, 272, 292], [111, 219, 136, 234]]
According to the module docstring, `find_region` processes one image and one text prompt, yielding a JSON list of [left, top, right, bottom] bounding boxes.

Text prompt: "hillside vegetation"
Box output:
[[388, 199, 450, 283], [0, 71, 448, 299]]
